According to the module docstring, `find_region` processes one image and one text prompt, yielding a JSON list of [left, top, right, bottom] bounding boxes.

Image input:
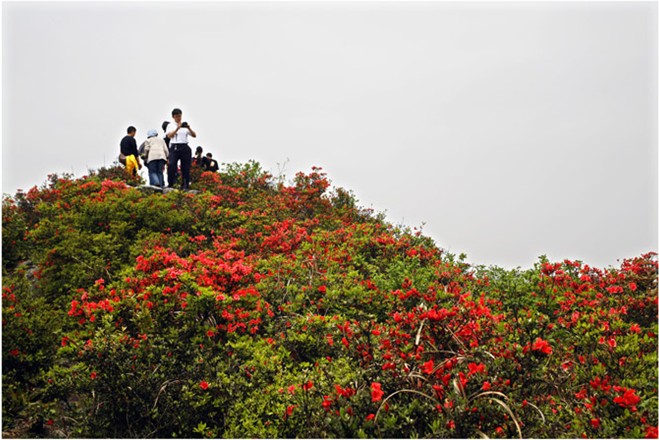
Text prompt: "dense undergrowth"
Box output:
[[2, 162, 657, 438]]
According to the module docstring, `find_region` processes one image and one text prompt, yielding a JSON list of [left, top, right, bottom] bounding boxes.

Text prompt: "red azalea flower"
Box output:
[[531, 337, 552, 355], [302, 380, 314, 391], [365, 414, 375, 421], [286, 405, 295, 417], [591, 418, 601, 429], [645, 426, 658, 439], [199, 380, 209, 390], [613, 387, 640, 408], [467, 362, 486, 376], [90, 371, 97, 380], [371, 382, 384, 402], [335, 384, 355, 398], [432, 384, 444, 399], [421, 359, 435, 375], [482, 381, 491, 391]]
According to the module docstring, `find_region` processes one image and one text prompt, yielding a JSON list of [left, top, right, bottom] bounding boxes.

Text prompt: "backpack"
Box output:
[[138, 141, 148, 161]]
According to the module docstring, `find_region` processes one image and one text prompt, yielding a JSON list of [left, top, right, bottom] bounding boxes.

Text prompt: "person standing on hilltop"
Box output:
[[142, 129, 169, 188], [120, 126, 141, 177], [161, 121, 171, 148], [193, 146, 205, 167], [166, 108, 197, 190]]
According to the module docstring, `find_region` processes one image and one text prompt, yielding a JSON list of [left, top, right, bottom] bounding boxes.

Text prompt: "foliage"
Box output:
[[2, 163, 657, 438]]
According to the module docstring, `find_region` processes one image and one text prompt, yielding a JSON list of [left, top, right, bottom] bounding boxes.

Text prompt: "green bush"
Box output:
[[2, 163, 657, 438]]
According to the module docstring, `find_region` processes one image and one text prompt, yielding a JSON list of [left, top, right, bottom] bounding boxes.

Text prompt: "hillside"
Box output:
[[2, 162, 657, 438]]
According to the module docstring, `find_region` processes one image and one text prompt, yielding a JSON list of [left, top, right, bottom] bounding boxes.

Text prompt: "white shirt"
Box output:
[[167, 122, 191, 144]]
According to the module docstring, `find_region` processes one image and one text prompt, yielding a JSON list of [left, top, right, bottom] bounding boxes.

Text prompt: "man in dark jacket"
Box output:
[[120, 126, 141, 176], [203, 153, 219, 172], [161, 121, 170, 148]]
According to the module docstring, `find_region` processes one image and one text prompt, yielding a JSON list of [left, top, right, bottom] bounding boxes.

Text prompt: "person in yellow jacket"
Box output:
[[119, 126, 142, 177]]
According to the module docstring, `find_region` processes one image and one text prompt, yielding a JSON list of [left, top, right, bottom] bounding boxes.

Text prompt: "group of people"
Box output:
[[119, 107, 218, 189], [194, 146, 219, 173]]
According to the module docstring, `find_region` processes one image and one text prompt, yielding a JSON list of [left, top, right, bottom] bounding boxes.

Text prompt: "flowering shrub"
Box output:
[[2, 163, 657, 438]]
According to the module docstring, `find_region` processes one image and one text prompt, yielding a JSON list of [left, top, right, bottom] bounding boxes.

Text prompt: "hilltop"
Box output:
[[2, 162, 657, 438]]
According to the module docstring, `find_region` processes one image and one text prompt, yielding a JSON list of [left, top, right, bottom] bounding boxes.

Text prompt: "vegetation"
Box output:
[[2, 162, 657, 438]]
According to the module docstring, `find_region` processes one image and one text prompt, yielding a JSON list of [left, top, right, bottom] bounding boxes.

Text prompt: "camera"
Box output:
[[181, 122, 189, 128]]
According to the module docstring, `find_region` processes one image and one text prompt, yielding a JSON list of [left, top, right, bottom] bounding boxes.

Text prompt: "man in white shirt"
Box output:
[[166, 108, 197, 189]]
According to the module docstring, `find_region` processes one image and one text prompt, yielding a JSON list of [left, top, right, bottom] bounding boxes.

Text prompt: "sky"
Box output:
[[2, 1, 657, 270]]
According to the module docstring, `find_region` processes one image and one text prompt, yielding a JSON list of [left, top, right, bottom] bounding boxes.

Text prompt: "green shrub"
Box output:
[[2, 162, 657, 438]]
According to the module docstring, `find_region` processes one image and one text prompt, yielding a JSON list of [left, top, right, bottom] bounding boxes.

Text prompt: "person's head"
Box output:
[[147, 129, 158, 138], [172, 108, 182, 123], [206, 153, 213, 158], [195, 146, 203, 155], [127, 126, 136, 136], [161, 121, 169, 132]]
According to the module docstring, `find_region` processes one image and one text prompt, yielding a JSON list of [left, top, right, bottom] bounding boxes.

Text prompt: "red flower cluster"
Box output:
[[613, 386, 641, 409], [531, 337, 552, 355], [371, 382, 384, 402]]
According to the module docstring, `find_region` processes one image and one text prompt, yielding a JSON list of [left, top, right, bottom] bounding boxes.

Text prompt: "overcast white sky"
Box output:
[[2, 1, 657, 269]]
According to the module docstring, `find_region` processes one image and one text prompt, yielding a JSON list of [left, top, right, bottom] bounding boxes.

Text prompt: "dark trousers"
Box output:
[[147, 159, 166, 187], [168, 144, 192, 189]]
